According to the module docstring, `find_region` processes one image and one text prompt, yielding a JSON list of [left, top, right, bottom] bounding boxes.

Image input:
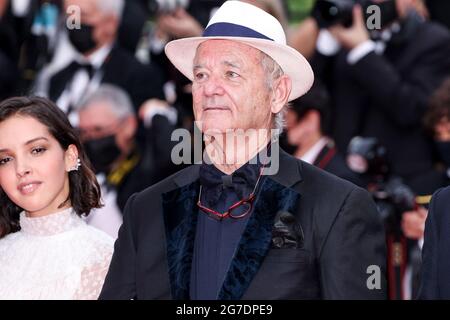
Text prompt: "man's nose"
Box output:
[[203, 76, 225, 96]]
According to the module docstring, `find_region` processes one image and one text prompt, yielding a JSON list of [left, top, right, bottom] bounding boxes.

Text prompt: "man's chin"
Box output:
[[202, 128, 228, 136], [198, 121, 232, 135]]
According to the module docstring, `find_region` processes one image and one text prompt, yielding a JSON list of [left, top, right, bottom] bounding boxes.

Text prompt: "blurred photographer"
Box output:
[[347, 136, 431, 299], [291, 0, 428, 58], [302, 0, 450, 195]]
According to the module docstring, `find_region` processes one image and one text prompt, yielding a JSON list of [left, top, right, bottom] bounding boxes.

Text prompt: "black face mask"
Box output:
[[84, 135, 121, 174], [68, 23, 97, 54], [435, 141, 450, 168]]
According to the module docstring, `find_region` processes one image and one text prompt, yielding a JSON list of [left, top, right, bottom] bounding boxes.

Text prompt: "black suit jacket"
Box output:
[[48, 45, 164, 111], [313, 142, 365, 187], [115, 115, 179, 211], [313, 15, 450, 182], [0, 50, 17, 100], [418, 186, 450, 299], [100, 149, 387, 299]]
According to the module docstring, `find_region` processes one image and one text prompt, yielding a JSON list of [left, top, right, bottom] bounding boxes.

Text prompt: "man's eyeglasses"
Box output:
[[197, 167, 265, 221]]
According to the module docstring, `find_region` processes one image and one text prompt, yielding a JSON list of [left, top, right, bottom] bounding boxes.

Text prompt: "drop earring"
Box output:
[[69, 158, 81, 172]]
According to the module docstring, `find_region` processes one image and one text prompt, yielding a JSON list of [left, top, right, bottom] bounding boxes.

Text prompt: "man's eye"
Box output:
[[226, 71, 239, 78], [194, 72, 207, 81]]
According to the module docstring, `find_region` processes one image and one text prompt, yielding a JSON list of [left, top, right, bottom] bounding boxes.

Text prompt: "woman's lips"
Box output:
[[17, 182, 42, 195]]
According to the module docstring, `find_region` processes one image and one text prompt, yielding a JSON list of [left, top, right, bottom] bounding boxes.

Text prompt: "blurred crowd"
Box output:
[[0, 0, 449, 299]]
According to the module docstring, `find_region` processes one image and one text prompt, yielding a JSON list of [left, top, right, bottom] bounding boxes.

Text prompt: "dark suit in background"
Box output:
[[0, 19, 18, 99], [418, 186, 450, 299], [100, 150, 387, 299], [313, 13, 450, 192], [48, 45, 164, 113], [0, 50, 18, 100], [425, 0, 450, 31], [113, 115, 179, 212], [313, 141, 364, 187], [117, 0, 148, 54]]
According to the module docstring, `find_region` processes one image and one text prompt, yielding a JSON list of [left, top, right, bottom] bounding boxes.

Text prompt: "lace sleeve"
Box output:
[[73, 245, 113, 300]]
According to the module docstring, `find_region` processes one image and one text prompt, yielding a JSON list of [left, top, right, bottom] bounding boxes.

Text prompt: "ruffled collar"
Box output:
[[19, 207, 84, 236]]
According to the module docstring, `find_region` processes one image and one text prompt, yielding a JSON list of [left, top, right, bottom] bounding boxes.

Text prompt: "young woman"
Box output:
[[0, 96, 114, 299]]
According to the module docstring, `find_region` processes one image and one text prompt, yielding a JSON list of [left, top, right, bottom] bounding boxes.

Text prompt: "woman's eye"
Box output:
[[31, 147, 47, 155], [0, 157, 12, 166]]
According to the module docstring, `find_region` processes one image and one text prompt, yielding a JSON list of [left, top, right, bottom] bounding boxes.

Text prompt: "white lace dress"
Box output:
[[0, 208, 114, 300]]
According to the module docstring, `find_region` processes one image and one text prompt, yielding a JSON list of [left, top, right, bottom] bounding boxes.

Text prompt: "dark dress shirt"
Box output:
[[190, 161, 262, 299]]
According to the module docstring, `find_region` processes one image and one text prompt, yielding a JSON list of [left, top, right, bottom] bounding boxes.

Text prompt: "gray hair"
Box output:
[[96, 0, 125, 19], [79, 84, 134, 120], [260, 52, 287, 134]]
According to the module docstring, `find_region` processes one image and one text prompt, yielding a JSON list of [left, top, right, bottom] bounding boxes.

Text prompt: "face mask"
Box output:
[[67, 23, 97, 54], [435, 141, 450, 168], [83, 135, 121, 174]]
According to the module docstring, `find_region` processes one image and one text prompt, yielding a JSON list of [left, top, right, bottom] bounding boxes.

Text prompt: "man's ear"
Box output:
[[122, 115, 137, 141], [271, 75, 292, 114], [105, 13, 120, 37], [65, 144, 79, 172]]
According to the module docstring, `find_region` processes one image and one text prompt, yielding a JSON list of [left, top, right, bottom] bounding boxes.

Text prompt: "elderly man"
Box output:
[[78, 84, 177, 238], [46, 0, 164, 123], [100, 1, 386, 300]]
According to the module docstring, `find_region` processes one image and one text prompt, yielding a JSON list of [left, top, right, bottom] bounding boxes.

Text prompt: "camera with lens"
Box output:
[[148, 0, 189, 15], [312, 0, 357, 28], [311, 0, 398, 29], [347, 136, 420, 299], [346, 136, 416, 226]]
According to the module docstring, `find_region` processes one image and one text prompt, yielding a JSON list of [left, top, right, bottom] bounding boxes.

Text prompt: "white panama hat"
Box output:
[[164, 0, 314, 101]]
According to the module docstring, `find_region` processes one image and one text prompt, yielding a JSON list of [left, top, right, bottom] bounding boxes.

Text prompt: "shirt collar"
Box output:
[[74, 43, 113, 69], [300, 137, 329, 164], [199, 145, 270, 207]]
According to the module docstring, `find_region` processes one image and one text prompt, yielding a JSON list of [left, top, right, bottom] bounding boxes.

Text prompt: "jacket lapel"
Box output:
[[162, 166, 200, 300], [161, 150, 303, 300], [49, 62, 79, 102], [218, 150, 303, 300]]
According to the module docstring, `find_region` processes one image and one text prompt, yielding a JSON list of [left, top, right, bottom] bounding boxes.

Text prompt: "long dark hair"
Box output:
[[424, 77, 450, 137], [0, 96, 102, 238]]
